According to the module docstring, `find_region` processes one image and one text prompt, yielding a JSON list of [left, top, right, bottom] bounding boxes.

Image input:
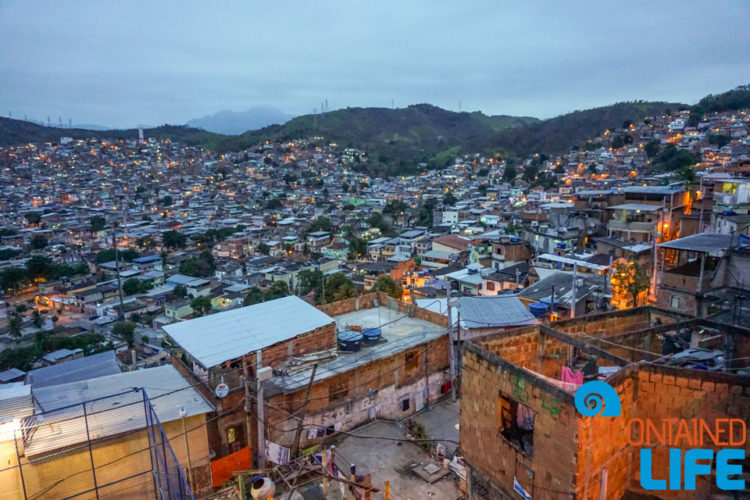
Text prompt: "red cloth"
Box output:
[[561, 366, 583, 386]]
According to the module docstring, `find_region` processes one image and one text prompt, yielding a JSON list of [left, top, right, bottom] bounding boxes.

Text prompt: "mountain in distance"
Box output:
[[187, 106, 293, 135]]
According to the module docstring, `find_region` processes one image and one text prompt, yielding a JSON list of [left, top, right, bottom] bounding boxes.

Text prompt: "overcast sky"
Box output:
[[1, 1, 749, 128]]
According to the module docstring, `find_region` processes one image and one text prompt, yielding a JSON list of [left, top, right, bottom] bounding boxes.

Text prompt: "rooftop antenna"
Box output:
[[459, 101, 462, 112], [58, 116, 62, 127], [325, 98, 329, 112], [7, 111, 11, 119], [68, 118, 72, 128], [47, 116, 51, 127]]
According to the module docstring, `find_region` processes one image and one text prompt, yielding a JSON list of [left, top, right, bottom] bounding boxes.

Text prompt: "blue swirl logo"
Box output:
[[574, 381, 621, 417]]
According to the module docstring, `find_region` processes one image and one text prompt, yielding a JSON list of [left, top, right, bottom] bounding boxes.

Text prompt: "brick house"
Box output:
[[460, 307, 750, 499]]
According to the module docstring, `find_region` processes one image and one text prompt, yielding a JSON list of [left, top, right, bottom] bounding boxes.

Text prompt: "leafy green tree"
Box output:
[[257, 243, 270, 255], [112, 321, 136, 348], [243, 287, 265, 306], [522, 163, 539, 183], [172, 284, 187, 298], [323, 273, 355, 304], [29, 235, 48, 250], [264, 281, 289, 301], [308, 217, 333, 234], [7, 315, 22, 338], [707, 134, 730, 148], [678, 165, 697, 184], [298, 269, 324, 296], [162, 230, 187, 249], [644, 140, 660, 158], [652, 145, 698, 172], [25, 255, 53, 280], [1, 267, 27, 294], [190, 296, 212, 317], [366, 213, 392, 235], [616, 262, 651, 307], [0, 248, 20, 260], [348, 237, 368, 260], [122, 278, 151, 296], [178, 259, 198, 276], [443, 192, 458, 206], [15, 304, 27, 314], [371, 276, 403, 299], [383, 200, 408, 216], [31, 309, 43, 330], [265, 198, 282, 210], [160, 195, 173, 206], [25, 212, 42, 225], [136, 236, 156, 249], [502, 164, 517, 184], [90, 215, 106, 233], [95, 249, 117, 263]]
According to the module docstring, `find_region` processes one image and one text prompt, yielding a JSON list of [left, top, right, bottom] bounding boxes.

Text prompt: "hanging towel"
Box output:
[[516, 404, 535, 431], [562, 366, 583, 386]]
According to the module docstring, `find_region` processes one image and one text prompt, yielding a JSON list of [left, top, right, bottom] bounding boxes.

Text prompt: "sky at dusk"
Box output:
[[1, 0, 749, 129]]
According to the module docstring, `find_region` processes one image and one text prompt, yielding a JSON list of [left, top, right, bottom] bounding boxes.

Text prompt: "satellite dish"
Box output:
[[215, 376, 229, 398]]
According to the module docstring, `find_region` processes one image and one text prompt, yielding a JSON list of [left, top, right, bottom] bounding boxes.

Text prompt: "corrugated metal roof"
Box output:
[[457, 296, 538, 328], [0, 382, 33, 422], [163, 295, 335, 368], [0, 368, 26, 383], [27, 365, 214, 456], [658, 233, 735, 253], [25, 350, 122, 389]]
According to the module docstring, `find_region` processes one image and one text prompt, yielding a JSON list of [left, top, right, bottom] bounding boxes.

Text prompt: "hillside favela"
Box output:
[[0, 3, 749, 500]]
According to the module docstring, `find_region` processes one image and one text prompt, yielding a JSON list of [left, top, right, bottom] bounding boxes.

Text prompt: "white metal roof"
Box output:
[[163, 295, 335, 368], [26, 365, 214, 456]]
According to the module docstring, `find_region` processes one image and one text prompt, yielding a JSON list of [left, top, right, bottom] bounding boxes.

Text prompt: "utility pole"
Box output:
[[291, 364, 318, 457], [447, 287, 456, 401], [570, 263, 578, 319], [111, 222, 125, 320], [256, 350, 265, 469], [242, 357, 254, 464], [550, 285, 555, 321], [456, 308, 462, 384]]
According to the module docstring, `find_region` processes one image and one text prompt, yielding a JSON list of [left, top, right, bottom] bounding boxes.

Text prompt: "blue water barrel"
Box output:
[[361, 328, 382, 345], [338, 330, 363, 352], [529, 302, 549, 318]]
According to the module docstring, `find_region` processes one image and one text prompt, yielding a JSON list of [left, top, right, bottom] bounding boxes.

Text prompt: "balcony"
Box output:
[[659, 260, 715, 293]]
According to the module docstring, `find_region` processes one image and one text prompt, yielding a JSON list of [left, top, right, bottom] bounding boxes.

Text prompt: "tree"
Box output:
[[243, 287, 265, 306], [348, 237, 368, 260], [323, 273, 355, 304], [25, 212, 42, 226], [707, 133, 730, 148], [644, 140, 660, 158], [7, 315, 21, 338], [160, 195, 173, 206], [678, 165, 697, 184], [257, 243, 270, 255], [178, 259, 198, 276], [265, 198, 282, 210], [29, 235, 48, 250], [95, 249, 117, 263], [308, 217, 333, 234], [172, 284, 187, 298], [652, 145, 698, 172], [136, 236, 156, 249], [264, 281, 289, 301], [90, 215, 106, 233], [1, 267, 27, 294], [383, 200, 408, 216], [190, 296, 212, 317], [162, 230, 187, 249], [615, 262, 650, 307], [502, 164, 517, 184], [371, 276, 403, 299], [15, 304, 27, 314], [112, 321, 136, 348], [31, 309, 43, 330], [25, 255, 53, 280], [122, 278, 150, 296], [298, 269, 324, 296], [443, 191, 458, 206]]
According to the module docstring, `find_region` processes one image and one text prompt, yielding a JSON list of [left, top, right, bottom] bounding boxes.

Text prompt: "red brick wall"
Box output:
[[461, 345, 578, 500]]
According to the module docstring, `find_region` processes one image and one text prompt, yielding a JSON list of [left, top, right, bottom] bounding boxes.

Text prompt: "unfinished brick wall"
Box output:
[[259, 322, 337, 368], [553, 308, 652, 338], [267, 334, 451, 449], [461, 344, 578, 500]]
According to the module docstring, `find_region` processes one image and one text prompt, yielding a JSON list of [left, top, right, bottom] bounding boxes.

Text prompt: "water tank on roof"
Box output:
[[361, 328, 382, 345], [529, 302, 549, 318], [338, 330, 363, 352], [510, 236, 520, 243], [556, 242, 567, 249]]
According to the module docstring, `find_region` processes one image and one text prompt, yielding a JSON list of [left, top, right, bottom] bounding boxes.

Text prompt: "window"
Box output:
[[670, 295, 684, 310], [405, 350, 420, 371], [486, 281, 496, 291], [497, 391, 535, 456], [329, 380, 349, 402]]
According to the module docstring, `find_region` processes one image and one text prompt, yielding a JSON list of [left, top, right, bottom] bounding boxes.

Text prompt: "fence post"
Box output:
[[143, 391, 159, 497], [82, 402, 101, 500]]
